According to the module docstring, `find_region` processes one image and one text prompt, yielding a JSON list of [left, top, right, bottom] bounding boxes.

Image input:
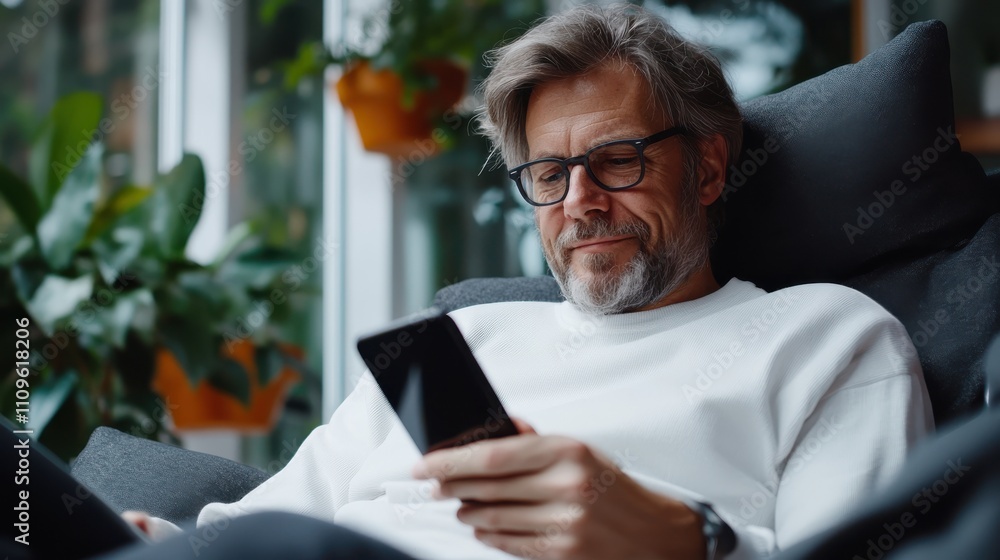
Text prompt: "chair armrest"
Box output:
[[71, 427, 271, 525], [986, 334, 1000, 408], [433, 276, 563, 312]]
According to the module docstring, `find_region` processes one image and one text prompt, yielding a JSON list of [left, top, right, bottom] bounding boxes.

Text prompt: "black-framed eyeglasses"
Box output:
[[508, 127, 686, 206]]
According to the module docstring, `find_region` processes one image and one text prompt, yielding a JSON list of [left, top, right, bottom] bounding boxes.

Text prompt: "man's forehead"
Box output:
[[524, 66, 664, 158]]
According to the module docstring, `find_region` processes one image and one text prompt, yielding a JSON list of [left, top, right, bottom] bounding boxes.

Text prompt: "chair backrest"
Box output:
[[710, 22, 1000, 426], [436, 22, 1000, 427]]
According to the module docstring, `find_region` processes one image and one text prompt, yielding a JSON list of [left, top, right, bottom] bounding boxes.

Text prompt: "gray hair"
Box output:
[[478, 3, 742, 194]]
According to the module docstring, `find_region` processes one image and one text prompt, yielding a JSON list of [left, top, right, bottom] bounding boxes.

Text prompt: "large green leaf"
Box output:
[[92, 227, 145, 285], [10, 262, 47, 304], [254, 344, 285, 385], [149, 154, 205, 258], [212, 221, 254, 266], [85, 185, 153, 244], [26, 371, 78, 438], [74, 288, 154, 348], [158, 315, 216, 384], [0, 163, 41, 231], [206, 358, 251, 405], [25, 274, 94, 335], [28, 92, 103, 211], [36, 144, 102, 270], [0, 236, 34, 267]]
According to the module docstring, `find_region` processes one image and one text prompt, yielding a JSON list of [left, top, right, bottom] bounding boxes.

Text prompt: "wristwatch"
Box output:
[[688, 500, 737, 560]]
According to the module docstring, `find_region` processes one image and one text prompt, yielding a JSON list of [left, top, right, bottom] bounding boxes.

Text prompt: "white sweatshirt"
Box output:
[[192, 279, 934, 559]]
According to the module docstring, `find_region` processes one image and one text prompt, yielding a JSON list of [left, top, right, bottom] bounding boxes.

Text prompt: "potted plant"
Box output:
[[0, 92, 307, 459], [281, 0, 545, 157]]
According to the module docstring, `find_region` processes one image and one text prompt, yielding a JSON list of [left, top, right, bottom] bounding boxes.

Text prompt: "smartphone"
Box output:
[[356, 308, 519, 454]]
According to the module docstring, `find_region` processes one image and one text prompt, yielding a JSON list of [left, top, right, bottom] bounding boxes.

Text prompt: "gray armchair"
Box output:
[[71, 18, 1000, 556]]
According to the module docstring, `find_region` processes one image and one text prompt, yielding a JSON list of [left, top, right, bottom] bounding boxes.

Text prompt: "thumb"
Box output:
[[511, 416, 537, 435], [122, 511, 151, 535]]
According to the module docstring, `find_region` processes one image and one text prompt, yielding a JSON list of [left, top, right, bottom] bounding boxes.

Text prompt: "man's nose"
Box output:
[[562, 164, 611, 219]]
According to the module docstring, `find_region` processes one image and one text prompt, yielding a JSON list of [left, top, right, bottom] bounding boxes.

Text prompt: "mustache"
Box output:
[[555, 216, 651, 255]]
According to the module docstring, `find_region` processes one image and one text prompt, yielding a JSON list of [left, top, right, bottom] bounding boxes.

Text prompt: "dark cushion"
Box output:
[[713, 20, 999, 287], [711, 21, 1000, 426], [71, 427, 271, 524]]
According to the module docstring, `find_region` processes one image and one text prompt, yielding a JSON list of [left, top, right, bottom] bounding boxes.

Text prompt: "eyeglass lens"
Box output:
[[518, 142, 643, 204]]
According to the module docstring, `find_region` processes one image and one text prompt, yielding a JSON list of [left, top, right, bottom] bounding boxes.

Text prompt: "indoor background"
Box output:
[[0, 0, 996, 469]]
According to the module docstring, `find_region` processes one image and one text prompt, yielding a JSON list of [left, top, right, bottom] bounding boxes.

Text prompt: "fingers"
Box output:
[[414, 435, 588, 481], [473, 528, 579, 559], [457, 501, 578, 533], [438, 459, 586, 503], [511, 417, 537, 435]]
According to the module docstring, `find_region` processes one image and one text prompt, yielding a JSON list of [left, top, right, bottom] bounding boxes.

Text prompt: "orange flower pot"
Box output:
[[152, 339, 302, 432], [335, 60, 467, 158]]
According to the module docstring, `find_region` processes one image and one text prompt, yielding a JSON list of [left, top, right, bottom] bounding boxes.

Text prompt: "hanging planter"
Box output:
[[152, 339, 302, 432], [335, 60, 467, 158], [280, 1, 548, 158]]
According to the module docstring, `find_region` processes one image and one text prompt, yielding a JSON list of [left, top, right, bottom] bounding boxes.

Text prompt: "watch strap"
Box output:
[[689, 500, 737, 559]]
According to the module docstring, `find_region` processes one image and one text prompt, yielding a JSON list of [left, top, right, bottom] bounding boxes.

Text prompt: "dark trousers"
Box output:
[[0, 510, 417, 560], [104, 512, 418, 560]]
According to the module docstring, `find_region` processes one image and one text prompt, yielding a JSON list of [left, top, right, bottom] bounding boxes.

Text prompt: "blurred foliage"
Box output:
[[280, 0, 547, 99], [0, 93, 306, 460]]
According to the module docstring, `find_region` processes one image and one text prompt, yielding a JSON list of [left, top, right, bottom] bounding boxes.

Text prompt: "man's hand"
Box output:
[[122, 510, 180, 541], [411, 418, 705, 560]]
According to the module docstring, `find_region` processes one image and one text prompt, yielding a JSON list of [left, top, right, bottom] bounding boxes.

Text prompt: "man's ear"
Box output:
[[695, 134, 728, 207]]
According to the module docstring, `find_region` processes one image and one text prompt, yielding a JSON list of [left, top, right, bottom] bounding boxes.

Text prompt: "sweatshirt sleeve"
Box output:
[[631, 372, 932, 559], [197, 370, 395, 527], [630, 306, 934, 559]]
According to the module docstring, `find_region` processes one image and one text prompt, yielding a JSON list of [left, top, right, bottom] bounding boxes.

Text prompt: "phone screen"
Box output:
[[356, 310, 519, 453]]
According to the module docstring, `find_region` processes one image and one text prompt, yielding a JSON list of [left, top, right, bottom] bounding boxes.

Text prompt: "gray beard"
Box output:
[[541, 182, 709, 316]]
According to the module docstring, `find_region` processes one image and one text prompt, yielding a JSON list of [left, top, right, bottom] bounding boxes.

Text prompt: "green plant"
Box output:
[[281, 0, 546, 99], [0, 92, 306, 460]]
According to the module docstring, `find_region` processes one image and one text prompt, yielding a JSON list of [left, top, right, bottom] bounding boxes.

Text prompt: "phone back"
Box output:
[[356, 309, 518, 453]]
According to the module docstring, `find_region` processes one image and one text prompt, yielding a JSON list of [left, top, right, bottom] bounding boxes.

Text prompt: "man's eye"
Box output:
[[605, 154, 639, 166], [540, 170, 564, 184], [597, 152, 639, 167]]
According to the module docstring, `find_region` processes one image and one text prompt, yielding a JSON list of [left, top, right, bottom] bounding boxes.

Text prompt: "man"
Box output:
[[130, 4, 932, 559]]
